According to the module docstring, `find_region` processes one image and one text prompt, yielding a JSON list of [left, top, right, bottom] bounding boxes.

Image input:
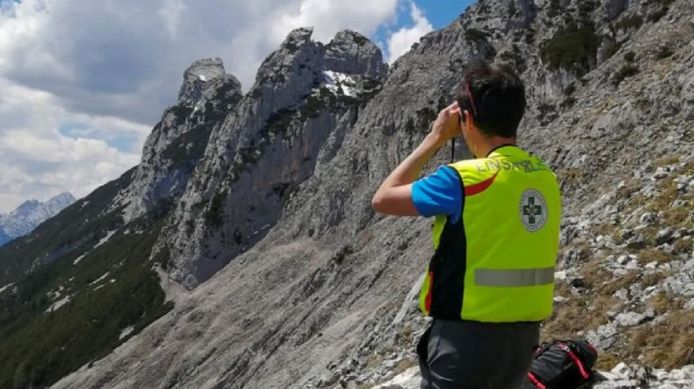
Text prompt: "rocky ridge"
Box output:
[[0, 54, 243, 388], [0, 26, 390, 389], [51, 0, 692, 388], [112, 58, 243, 223], [155, 27, 387, 289]]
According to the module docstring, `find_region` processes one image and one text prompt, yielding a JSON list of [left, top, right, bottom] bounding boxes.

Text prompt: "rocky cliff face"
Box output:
[[0, 58, 241, 388], [50, 0, 693, 388], [156, 28, 387, 288], [0, 26, 391, 389], [112, 58, 243, 223]]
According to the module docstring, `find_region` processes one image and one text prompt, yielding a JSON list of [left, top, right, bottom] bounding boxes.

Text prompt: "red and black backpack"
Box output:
[[522, 339, 599, 389]]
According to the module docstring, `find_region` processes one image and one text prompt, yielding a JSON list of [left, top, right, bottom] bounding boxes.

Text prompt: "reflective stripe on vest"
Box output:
[[418, 145, 561, 323], [475, 266, 555, 287]]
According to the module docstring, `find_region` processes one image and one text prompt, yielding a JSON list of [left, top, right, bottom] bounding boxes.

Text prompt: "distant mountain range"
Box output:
[[0, 192, 75, 246]]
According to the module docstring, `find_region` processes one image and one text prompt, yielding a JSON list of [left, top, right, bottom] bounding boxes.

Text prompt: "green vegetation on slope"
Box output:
[[0, 167, 176, 388], [162, 125, 214, 167], [0, 210, 173, 388], [540, 27, 600, 75], [0, 168, 135, 286]]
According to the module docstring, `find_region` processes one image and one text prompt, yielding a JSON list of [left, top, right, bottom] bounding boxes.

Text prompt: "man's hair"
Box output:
[[454, 61, 526, 138]]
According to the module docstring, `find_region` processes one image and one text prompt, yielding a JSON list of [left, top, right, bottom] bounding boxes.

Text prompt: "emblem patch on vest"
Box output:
[[519, 189, 548, 232]]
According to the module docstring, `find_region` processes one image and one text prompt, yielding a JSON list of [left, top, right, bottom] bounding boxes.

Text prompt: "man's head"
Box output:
[[454, 61, 526, 144]]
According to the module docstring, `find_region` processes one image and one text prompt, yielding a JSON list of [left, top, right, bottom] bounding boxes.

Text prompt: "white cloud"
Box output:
[[0, 0, 403, 213], [271, 0, 398, 43], [386, 1, 433, 63], [158, 0, 186, 38], [0, 78, 142, 213]]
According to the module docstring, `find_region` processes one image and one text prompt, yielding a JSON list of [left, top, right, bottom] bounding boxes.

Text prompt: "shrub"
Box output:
[[648, 7, 668, 22], [162, 127, 213, 166], [540, 27, 600, 74], [299, 87, 333, 120], [548, 0, 561, 18], [655, 45, 674, 59], [611, 64, 639, 86], [351, 34, 370, 46], [563, 82, 576, 96], [615, 15, 643, 30], [604, 41, 623, 60], [560, 96, 577, 109], [464, 28, 488, 42], [623, 51, 636, 63], [205, 191, 227, 228], [577, 0, 598, 18]]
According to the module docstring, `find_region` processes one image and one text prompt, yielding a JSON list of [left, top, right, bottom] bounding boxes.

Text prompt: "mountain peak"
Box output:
[[183, 58, 226, 82], [0, 193, 75, 246], [177, 57, 239, 105], [331, 29, 370, 45], [14, 199, 40, 214], [284, 26, 314, 46], [325, 29, 388, 80], [48, 192, 76, 205]]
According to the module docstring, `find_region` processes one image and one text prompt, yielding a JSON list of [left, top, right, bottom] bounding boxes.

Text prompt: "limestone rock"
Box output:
[[111, 58, 242, 223]]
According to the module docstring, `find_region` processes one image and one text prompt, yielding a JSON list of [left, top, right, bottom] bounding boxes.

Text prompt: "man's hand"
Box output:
[[372, 102, 461, 216], [430, 102, 462, 145]]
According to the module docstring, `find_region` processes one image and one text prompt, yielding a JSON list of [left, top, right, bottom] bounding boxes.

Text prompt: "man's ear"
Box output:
[[462, 110, 474, 134]]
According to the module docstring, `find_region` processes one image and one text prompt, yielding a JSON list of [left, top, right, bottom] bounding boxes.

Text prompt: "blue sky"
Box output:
[[414, 0, 472, 28], [374, 0, 474, 62], [0, 0, 475, 212]]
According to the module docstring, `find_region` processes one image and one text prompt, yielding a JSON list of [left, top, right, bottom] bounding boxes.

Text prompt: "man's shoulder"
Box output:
[[448, 158, 479, 171], [447, 158, 497, 187]]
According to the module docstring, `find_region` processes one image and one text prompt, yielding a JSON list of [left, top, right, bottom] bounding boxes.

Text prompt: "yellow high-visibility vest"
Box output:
[[418, 145, 561, 322]]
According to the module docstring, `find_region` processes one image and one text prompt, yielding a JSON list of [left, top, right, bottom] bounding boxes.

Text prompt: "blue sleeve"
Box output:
[[412, 166, 462, 223]]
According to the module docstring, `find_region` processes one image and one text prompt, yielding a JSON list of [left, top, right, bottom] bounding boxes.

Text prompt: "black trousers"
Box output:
[[417, 319, 540, 389]]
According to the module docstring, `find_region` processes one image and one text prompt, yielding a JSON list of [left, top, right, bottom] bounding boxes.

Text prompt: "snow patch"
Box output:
[[73, 254, 86, 265], [93, 230, 117, 249], [91, 277, 115, 291], [119, 325, 135, 340], [0, 283, 14, 295], [47, 284, 66, 299], [123, 228, 144, 235], [198, 74, 207, 82], [323, 70, 357, 97], [45, 295, 71, 313], [89, 272, 110, 286], [72, 231, 117, 265], [251, 224, 271, 237]]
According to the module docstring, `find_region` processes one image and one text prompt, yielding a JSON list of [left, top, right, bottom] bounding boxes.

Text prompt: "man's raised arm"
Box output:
[[371, 102, 461, 216]]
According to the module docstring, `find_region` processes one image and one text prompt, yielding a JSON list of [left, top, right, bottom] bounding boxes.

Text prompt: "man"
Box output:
[[371, 62, 561, 389]]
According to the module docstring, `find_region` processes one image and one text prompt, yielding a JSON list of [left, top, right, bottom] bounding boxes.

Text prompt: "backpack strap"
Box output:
[[557, 342, 590, 379], [527, 372, 546, 389]]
